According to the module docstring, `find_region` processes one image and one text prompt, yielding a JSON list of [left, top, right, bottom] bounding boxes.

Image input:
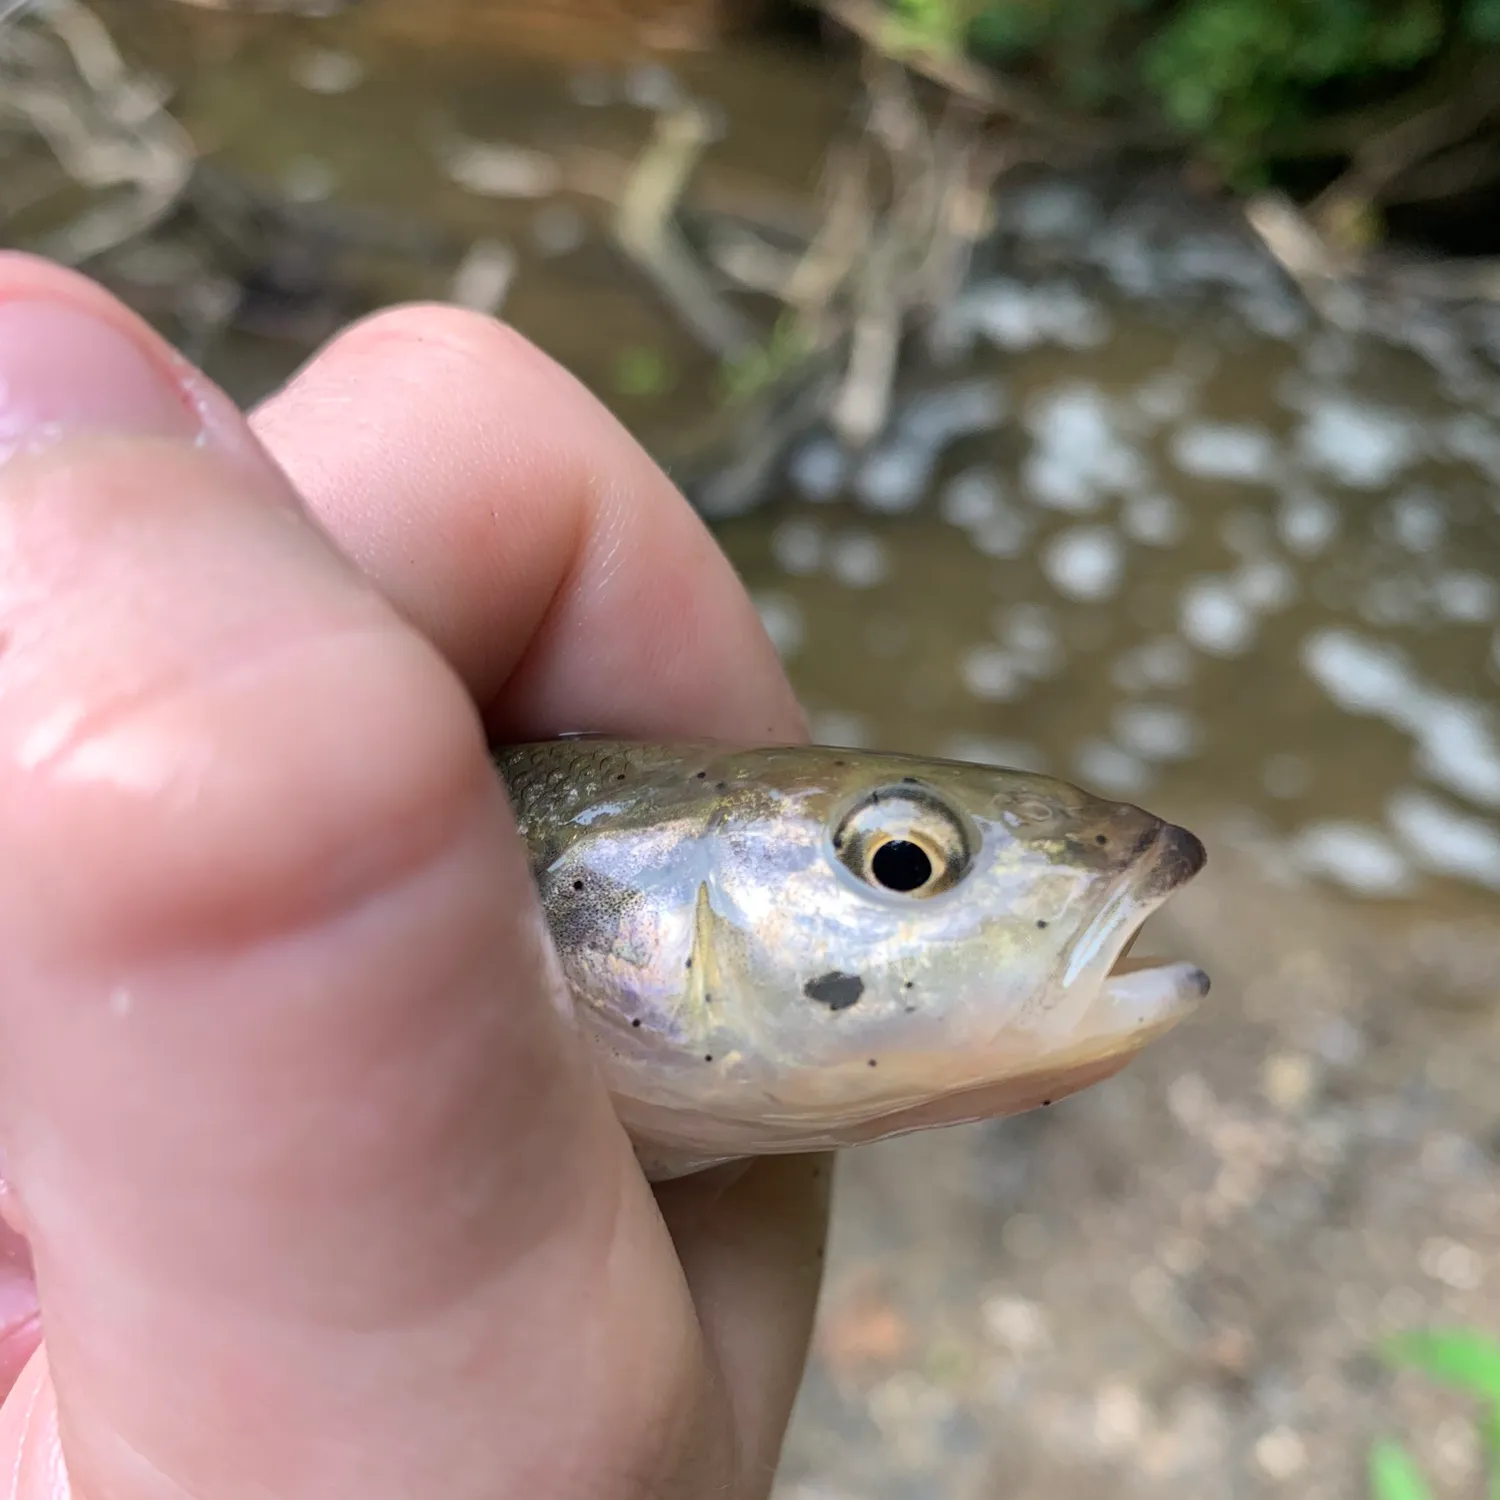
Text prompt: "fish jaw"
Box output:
[[623, 823, 1211, 1179], [631, 1024, 1166, 1181]]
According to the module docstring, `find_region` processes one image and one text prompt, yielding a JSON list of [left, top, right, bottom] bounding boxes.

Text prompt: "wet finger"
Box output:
[[0, 258, 699, 1499], [250, 305, 805, 744]]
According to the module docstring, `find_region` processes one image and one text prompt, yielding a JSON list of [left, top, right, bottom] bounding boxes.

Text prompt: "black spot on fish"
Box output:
[[867, 1058, 877, 1067], [685, 957, 693, 970], [804, 971, 865, 1011], [1042, 1099, 1052, 1106], [616, 773, 626, 781], [573, 879, 584, 891], [1036, 919, 1048, 929], [695, 770, 707, 779], [903, 980, 914, 990], [1095, 834, 1108, 845], [631, 1018, 642, 1028], [900, 776, 919, 784], [715, 781, 727, 792], [704, 1054, 714, 1062]]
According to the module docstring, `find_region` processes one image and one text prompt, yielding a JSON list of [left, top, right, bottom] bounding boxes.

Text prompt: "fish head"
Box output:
[[677, 752, 1209, 1147], [524, 742, 1208, 1174]]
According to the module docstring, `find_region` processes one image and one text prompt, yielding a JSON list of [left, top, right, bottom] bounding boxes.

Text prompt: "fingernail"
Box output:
[[0, 299, 200, 465]]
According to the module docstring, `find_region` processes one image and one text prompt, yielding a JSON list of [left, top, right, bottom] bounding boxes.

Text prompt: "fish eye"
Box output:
[[870, 839, 932, 892], [832, 785, 973, 898]]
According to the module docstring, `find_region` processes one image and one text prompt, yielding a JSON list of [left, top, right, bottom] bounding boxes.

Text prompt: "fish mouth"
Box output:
[[1055, 821, 1210, 1037]]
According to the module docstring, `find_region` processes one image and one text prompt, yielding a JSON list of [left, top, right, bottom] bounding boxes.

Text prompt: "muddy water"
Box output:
[[8, 5, 1500, 1496]]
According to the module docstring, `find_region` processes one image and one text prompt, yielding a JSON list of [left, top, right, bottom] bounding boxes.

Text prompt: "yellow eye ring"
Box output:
[[832, 785, 974, 898]]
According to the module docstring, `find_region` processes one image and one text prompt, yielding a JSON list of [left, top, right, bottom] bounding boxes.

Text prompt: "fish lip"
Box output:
[[1058, 820, 1207, 994]]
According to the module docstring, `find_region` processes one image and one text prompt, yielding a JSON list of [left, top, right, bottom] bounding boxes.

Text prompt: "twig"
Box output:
[[610, 100, 754, 359]]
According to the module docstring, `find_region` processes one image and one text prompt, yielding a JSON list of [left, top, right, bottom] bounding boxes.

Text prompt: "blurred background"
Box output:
[[3, 1, 1499, 1494]]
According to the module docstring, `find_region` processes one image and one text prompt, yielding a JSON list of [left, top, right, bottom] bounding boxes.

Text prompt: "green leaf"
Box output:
[[1369, 1439, 1434, 1500], [1467, 0, 1500, 42], [1384, 1329, 1500, 1401], [612, 345, 675, 399]]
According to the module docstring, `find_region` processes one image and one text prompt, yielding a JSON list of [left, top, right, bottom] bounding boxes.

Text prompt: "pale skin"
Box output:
[[0, 251, 829, 1499]]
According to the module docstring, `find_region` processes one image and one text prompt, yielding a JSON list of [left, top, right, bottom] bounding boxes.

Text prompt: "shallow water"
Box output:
[[6, 5, 1500, 1495]]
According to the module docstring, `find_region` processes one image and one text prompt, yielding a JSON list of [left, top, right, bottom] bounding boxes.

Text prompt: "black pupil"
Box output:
[[871, 839, 933, 892]]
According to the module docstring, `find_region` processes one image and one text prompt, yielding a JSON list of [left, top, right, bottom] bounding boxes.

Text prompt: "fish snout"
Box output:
[[1143, 822, 1207, 895]]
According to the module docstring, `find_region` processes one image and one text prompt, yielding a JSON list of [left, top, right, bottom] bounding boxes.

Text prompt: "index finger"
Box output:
[[250, 306, 806, 744]]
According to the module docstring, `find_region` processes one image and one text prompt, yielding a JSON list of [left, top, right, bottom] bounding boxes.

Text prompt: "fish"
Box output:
[[495, 739, 1209, 1180]]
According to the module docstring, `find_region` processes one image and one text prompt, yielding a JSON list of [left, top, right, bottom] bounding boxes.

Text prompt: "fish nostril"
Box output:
[[1129, 822, 1160, 859], [1161, 823, 1208, 878]]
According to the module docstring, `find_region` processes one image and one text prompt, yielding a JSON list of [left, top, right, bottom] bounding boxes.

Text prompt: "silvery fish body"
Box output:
[[496, 739, 1209, 1180]]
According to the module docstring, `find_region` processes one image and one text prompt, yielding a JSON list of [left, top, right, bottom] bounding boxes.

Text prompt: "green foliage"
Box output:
[[612, 344, 676, 399], [1143, 0, 1443, 179], [944, 0, 1500, 189], [883, 0, 976, 57], [1368, 1440, 1434, 1500], [1385, 1328, 1500, 1401], [1469, 0, 1500, 44], [719, 313, 812, 403], [1370, 1329, 1500, 1500]]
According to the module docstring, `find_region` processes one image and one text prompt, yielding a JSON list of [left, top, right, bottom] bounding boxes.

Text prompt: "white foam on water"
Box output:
[[847, 381, 1007, 513], [1072, 740, 1153, 796], [1418, 701, 1500, 808], [959, 279, 1111, 352], [941, 468, 1003, 528], [771, 518, 823, 576], [1008, 181, 1101, 242], [972, 510, 1035, 559], [1441, 413, 1500, 483], [942, 469, 1035, 558], [1357, 577, 1423, 627], [1385, 489, 1447, 553], [788, 438, 848, 502], [1170, 422, 1279, 484], [1121, 492, 1187, 547], [1233, 558, 1297, 613], [1112, 703, 1201, 762], [1431, 571, 1499, 625], [1301, 629, 1500, 808], [853, 444, 933, 514], [828, 531, 891, 590], [1275, 490, 1339, 557], [960, 646, 1028, 702], [899, 380, 1008, 447], [1296, 395, 1419, 489], [1288, 822, 1415, 897], [1180, 577, 1257, 656], [1132, 372, 1195, 427], [1111, 638, 1196, 692], [1042, 526, 1125, 602], [1300, 630, 1410, 716], [1387, 788, 1500, 891], [994, 603, 1064, 679], [1023, 385, 1146, 513], [1263, 754, 1312, 799]]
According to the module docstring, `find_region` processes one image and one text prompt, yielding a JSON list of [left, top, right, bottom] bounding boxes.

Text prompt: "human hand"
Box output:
[[0, 252, 829, 1499]]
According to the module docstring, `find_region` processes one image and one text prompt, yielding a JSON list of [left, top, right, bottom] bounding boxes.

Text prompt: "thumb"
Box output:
[[0, 263, 682, 1499]]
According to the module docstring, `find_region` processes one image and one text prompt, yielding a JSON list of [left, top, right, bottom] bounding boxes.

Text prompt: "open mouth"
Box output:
[[1055, 821, 1211, 1035]]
